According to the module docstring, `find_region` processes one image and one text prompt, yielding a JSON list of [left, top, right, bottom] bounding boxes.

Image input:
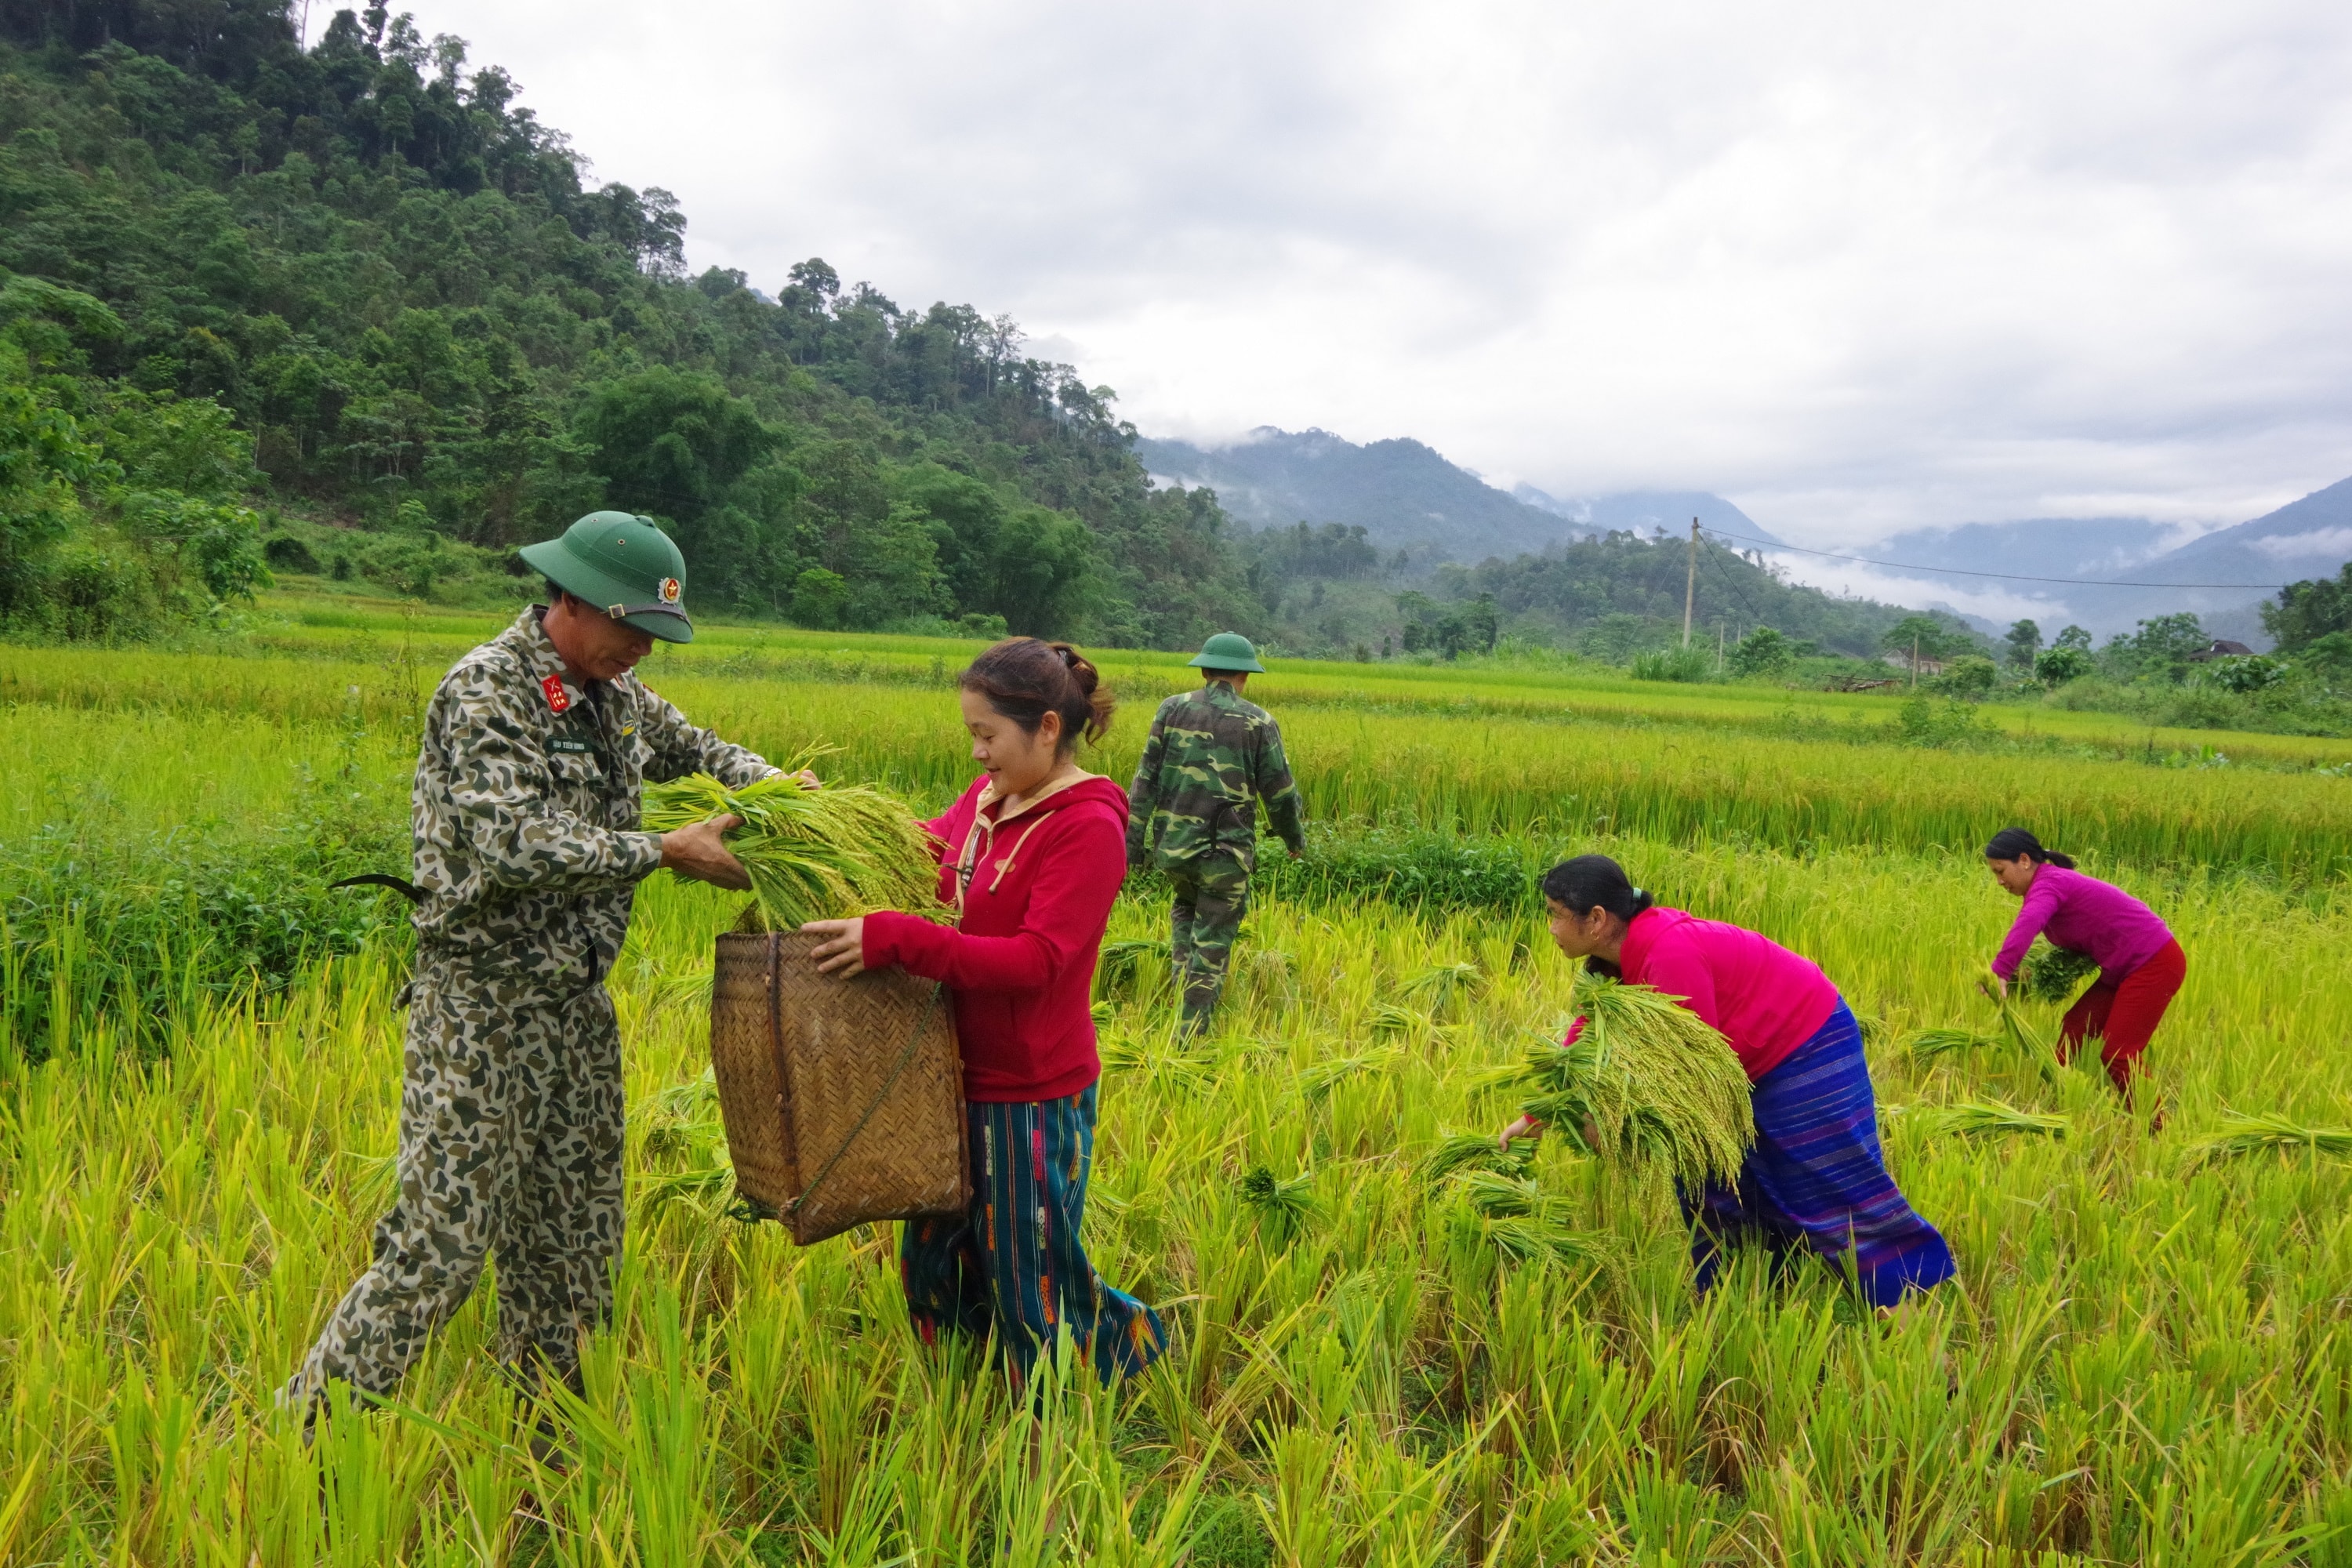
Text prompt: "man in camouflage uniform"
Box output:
[[1127, 632, 1305, 1034], [284, 512, 777, 1414]]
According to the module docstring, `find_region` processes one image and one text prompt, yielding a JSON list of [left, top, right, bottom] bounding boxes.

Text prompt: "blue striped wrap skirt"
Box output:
[[898, 1084, 1167, 1385], [1686, 998, 1955, 1308]]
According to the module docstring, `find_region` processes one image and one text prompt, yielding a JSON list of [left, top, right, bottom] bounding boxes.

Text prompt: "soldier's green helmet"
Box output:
[[1188, 631, 1265, 673], [518, 512, 695, 644]]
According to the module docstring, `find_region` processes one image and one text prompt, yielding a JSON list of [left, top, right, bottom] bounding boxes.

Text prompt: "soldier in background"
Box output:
[[283, 512, 786, 1421], [1127, 632, 1305, 1035]]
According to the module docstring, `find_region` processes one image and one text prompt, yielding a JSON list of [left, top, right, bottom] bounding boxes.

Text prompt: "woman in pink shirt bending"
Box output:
[[1501, 855, 1953, 1310], [1984, 827, 2183, 1098]]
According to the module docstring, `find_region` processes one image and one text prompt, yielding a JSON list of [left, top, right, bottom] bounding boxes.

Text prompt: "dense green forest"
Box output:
[[0, 0, 1257, 646], [0, 0, 1983, 661]]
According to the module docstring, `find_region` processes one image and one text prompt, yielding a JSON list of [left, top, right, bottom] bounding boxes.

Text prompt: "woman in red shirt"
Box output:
[[1501, 855, 1953, 1309], [804, 639, 1163, 1385]]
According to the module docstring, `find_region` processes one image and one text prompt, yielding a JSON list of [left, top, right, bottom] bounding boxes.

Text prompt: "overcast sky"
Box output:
[[390, 0, 2352, 546]]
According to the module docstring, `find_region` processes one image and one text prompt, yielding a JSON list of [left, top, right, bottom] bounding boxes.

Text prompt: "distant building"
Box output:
[[2186, 639, 2256, 662]]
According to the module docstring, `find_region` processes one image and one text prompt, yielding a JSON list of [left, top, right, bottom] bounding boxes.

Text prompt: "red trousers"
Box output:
[[2058, 938, 2185, 1094]]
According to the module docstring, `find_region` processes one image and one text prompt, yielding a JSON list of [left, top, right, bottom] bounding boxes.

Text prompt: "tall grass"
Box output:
[[2, 844, 2349, 1562], [6, 623, 2352, 1562]]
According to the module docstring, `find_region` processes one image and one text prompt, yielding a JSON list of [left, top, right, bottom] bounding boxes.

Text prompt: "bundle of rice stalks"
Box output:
[[641, 769, 943, 931], [1368, 1003, 1440, 1039], [1401, 960, 1484, 1017], [1297, 1045, 1403, 1102], [1417, 1131, 1536, 1184], [1894, 1098, 2069, 1141], [2020, 942, 2100, 1004], [1240, 1164, 1320, 1246], [1904, 1027, 1999, 1059], [1094, 938, 1167, 1001], [1512, 974, 1754, 1189], [2186, 1112, 2352, 1163], [1449, 1171, 1606, 1267]]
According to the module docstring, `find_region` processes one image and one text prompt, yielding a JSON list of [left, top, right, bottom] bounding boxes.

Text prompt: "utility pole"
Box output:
[[1682, 517, 1698, 648], [1911, 632, 1921, 688]]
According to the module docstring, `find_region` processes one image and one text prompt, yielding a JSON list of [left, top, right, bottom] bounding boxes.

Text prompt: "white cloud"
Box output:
[[2253, 526, 2352, 558], [397, 0, 2352, 543]]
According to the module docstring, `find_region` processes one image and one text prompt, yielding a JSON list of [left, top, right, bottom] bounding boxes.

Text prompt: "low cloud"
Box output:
[[402, 0, 2352, 542]]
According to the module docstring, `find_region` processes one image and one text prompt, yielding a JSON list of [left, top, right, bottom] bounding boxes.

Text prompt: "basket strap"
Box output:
[[789, 981, 946, 1217]]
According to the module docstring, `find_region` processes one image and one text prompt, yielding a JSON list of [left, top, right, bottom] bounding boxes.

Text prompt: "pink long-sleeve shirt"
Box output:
[[1991, 863, 2172, 983], [1613, 906, 1841, 1082]]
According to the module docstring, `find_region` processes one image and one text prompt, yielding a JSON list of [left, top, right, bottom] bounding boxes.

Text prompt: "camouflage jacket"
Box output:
[[1126, 681, 1305, 870], [408, 606, 772, 994]]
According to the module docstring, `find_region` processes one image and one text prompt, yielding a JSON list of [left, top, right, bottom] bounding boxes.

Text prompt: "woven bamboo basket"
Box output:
[[709, 930, 969, 1245]]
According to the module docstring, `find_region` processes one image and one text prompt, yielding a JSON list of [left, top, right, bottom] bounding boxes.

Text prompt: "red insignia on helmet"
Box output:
[[659, 577, 682, 604], [541, 674, 571, 713]]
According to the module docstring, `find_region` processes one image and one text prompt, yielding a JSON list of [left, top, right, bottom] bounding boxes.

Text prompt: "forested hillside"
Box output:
[[0, 0, 1254, 645], [0, 0, 1964, 661]]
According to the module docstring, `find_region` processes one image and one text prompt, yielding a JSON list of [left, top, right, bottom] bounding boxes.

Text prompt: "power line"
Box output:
[[1699, 526, 2287, 591]]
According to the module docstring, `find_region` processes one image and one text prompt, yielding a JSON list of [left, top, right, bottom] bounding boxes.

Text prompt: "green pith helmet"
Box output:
[[1188, 631, 1265, 673], [518, 512, 695, 644]]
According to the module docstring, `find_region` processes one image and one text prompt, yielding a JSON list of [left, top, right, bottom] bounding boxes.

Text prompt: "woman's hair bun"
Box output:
[[960, 637, 1116, 751]]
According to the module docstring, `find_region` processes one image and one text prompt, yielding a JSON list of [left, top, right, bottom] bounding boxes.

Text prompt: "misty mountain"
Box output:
[[1871, 517, 2179, 582], [1137, 428, 1575, 562], [1827, 482, 2352, 645], [1136, 426, 1762, 565], [1512, 485, 1786, 547]]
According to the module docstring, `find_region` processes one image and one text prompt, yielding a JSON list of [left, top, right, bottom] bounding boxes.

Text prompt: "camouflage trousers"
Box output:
[[282, 960, 626, 1408], [1164, 853, 1251, 1025]]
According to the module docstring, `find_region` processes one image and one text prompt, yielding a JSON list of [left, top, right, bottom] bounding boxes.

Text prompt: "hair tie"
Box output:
[[1630, 887, 1645, 901]]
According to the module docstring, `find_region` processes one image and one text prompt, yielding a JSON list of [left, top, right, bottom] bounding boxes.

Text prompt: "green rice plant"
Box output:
[[1094, 937, 1167, 1001], [1446, 1171, 1606, 1266], [1512, 974, 1755, 1189], [1904, 1026, 1999, 1058], [1297, 1046, 1403, 1102], [1240, 1165, 1319, 1247], [1417, 1131, 1536, 1184], [2187, 1112, 2352, 1163], [639, 769, 944, 931], [1896, 1098, 2071, 1141], [2020, 941, 2101, 1003], [1401, 960, 1485, 1017]]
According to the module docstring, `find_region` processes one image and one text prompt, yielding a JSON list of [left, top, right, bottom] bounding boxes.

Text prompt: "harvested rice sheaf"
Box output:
[[1515, 973, 1755, 1189], [1890, 1098, 2070, 1141], [2020, 942, 2101, 1004], [2187, 1112, 2352, 1163], [641, 769, 946, 931]]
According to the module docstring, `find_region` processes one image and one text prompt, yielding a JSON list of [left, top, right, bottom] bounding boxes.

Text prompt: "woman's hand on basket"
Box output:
[[660, 814, 752, 890], [804, 917, 868, 978]]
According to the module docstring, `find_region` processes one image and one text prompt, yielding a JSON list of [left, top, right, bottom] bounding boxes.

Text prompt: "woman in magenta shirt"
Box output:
[[1984, 827, 2183, 1098], [1501, 855, 1953, 1309]]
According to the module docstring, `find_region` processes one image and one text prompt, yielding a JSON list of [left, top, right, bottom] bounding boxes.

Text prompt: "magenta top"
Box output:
[[1612, 906, 1841, 1082], [1991, 863, 2173, 983]]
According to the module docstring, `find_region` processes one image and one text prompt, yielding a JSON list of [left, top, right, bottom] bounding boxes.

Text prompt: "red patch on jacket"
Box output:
[[540, 674, 571, 713]]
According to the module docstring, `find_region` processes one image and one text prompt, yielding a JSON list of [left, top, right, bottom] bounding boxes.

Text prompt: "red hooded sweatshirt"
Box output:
[[862, 771, 1128, 1102]]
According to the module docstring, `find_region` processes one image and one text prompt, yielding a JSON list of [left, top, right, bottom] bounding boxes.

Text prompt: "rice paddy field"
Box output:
[[5, 596, 2352, 1565]]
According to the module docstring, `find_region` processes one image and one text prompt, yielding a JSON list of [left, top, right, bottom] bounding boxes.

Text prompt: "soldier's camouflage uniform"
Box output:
[[1126, 680, 1305, 1025], [283, 605, 771, 1407]]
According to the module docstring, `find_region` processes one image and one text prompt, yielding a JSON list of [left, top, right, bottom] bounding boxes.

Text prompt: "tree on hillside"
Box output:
[[0, 9, 1253, 643], [2004, 619, 2042, 670], [1879, 614, 1965, 681], [2263, 562, 2352, 652], [2106, 612, 2207, 683]]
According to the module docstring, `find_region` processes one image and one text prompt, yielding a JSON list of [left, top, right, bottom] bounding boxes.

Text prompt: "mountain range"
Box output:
[[1139, 426, 2352, 648], [1135, 428, 1770, 564], [1848, 480, 2352, 643]]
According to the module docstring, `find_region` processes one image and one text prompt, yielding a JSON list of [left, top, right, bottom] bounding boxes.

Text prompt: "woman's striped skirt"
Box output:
[[899, 1085, 1166, 1385], [1685, 998, 1955, 1308]]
